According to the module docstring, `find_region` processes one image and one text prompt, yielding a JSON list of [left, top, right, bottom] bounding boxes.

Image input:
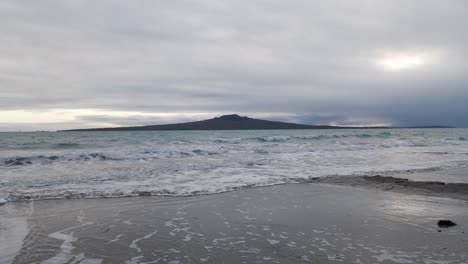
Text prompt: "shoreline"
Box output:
[[2, 177, 468, 205], [2, 167, 468, 204]]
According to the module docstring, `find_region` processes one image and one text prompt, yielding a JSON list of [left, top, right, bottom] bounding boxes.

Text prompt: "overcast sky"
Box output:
[[0, 0, 467, 131]]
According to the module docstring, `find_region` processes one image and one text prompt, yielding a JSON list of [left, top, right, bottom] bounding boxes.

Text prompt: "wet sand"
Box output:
[[2, 183, 467, 264], [311, 174, 468, 201]]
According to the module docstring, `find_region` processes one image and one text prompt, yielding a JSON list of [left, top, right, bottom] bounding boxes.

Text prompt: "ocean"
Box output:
[[1, 128, 468, 203]]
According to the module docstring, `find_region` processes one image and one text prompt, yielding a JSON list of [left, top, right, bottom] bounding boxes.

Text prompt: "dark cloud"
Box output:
[[0, 0, 467, 130]]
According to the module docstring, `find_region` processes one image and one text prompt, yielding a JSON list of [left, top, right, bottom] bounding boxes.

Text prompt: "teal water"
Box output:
[[1, 129, 467, 202]]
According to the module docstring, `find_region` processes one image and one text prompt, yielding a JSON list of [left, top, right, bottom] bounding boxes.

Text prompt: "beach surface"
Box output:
[[1, 182, 467, 264], [311, 169, 468, 201]]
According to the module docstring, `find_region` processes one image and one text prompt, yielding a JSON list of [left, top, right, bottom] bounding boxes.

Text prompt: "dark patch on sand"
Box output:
[[310, 175, 468, 200], [438, 220, 457, 228]]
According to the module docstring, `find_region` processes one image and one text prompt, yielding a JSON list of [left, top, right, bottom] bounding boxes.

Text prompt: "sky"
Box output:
[[0, 0, 467, 131]]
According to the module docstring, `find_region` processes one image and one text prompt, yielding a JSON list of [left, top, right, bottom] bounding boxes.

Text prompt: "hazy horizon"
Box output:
[[1, 1, 467, 131]]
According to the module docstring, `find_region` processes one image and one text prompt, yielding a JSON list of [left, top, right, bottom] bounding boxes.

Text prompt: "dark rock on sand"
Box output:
[[438, 220, 457, 228]]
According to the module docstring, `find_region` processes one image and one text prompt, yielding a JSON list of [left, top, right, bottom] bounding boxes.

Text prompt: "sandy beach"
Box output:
[[2, 181, 467, 264]]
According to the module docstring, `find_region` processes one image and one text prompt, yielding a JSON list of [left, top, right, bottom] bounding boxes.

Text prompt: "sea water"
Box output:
[[1, 128, 467, 202]]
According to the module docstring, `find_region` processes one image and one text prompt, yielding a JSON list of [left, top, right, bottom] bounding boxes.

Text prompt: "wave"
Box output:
[[53, 143, 81, 148], [1, 178, 308, 203], [248, 132, 395, 143], [1, 147, 227, 167], [255, 136, 291, 142], [0, 166, 454, 203], [214, 138, 242, 143], [1, 153, 112, 167], [2, 129, 467, 204], [0, 142, 82, 151]]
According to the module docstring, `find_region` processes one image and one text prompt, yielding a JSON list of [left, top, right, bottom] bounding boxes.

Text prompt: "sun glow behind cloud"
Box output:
[[378, 54, 424, 70], [375, 50, 440, 71]]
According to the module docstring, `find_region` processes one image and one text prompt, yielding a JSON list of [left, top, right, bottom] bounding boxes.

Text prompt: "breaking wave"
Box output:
[[1, 153, 112, 167], [0, 166, 456, 203], [53, 143, 81, 148], [250, 132, 395, 142], [1, 147, 228, 167]]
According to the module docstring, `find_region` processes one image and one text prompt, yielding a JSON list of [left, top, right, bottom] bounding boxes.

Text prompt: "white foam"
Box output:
[[40, 222, 102, 264], [266, 239, 280, 245], [258, 136, 291, 142], [129, 230, 158, 253], [107, 234, 124, 244], [182, 235, 192, 242]]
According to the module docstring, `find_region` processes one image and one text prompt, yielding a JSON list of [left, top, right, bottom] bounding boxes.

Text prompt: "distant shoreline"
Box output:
[[0, 126, 458, 133], [60, 127, 455, 132]]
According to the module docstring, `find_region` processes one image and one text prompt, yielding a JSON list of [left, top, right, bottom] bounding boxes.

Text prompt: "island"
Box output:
[[62, 114, 355, 131], [62, 114, 454, 131]]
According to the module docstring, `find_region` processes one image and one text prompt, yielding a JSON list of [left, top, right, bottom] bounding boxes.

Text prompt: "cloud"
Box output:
[[0, 0, 467, 130]]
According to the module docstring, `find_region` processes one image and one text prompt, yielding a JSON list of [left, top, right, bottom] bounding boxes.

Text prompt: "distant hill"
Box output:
[[61, 114, 456, 131], [62, 114, 358, 131]]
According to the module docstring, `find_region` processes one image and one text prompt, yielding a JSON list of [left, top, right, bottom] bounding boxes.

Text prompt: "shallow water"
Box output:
[[1, 128, 468, 202]]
